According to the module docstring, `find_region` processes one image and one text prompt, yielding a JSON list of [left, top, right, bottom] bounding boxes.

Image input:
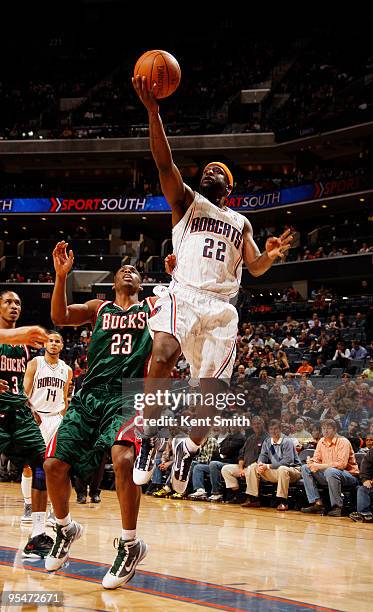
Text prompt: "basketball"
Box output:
[[133, 50, 181, 99]]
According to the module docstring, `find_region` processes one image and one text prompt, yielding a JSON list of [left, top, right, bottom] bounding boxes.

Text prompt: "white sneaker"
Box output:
[[46, 509, 56, 528], [133, 437, 164, 485], [45, 521, 83, 571], [102, 538, 148, 589], [20, 503, 32, 524], [208, 494, 223, 502], [188, 488, 207, 500], [171, 438, 198, 494]]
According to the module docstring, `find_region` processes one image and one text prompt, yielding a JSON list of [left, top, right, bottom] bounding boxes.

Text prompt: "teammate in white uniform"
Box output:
[[23, 331, 72, 527], [132, 75, 293, 492]]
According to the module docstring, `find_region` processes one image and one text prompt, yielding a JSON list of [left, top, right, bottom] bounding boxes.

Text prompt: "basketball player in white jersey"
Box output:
[[132, 75, 292, 492], [23, 331, 72, 526]]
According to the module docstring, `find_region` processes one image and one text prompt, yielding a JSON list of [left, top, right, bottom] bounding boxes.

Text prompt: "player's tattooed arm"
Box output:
[[242, 219, 292, 277], [52, 241, 102, 326], [132, 76, 194, 226]]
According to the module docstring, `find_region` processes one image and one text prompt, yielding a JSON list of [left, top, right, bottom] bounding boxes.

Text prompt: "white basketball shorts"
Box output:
[[148, 283, 238, 379], [38, 413, 63, 445]]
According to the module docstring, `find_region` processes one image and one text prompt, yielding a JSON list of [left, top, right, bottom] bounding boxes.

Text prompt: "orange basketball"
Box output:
[[133, 50, 181, 99]]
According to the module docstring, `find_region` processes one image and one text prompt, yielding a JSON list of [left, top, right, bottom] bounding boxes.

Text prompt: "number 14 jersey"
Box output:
[[30, 356, 69, 414]]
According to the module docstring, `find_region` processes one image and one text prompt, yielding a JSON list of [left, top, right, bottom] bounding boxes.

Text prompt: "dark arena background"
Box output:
[[0, 4, 372, 611]]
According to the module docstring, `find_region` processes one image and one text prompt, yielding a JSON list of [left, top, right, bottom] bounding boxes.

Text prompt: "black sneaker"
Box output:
[[171, 438, 198, 494], [102, 538, 148, 589], [300, 503, 325, 514], [133, 437, 164, 485], [90, 494, 101, 503], [45, 521, 83, 571], [76, 494, 87, 504], [22, 533, 54, 559]]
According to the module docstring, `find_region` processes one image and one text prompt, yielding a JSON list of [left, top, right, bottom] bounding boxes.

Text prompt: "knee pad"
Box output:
[[32, 465, 47, 491]]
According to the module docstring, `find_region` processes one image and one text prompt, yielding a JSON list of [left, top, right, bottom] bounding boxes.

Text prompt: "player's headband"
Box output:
[[204, 162, 234, 194]]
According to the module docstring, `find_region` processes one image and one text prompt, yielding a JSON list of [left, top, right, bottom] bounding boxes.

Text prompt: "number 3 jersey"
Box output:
[[81, 299, 153, 391], [0, 343, 29, 406], [29, 356, 69, 415], [171, 191, 245, 299]]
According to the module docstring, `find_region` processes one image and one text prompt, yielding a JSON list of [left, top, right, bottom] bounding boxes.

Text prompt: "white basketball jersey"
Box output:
[[171, 192, 245, 298], [30, 356, 69, 415]]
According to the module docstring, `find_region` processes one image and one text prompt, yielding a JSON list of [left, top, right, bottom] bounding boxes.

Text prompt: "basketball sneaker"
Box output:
[[45, 521, 83, 571], [46, 509, 56, 528], [208, 493, 223, 502], [133, 437, 164, 485], [22, 533, 54, 559], [188, 488, 207, 500], [171, 438, 198, 494], [102, 538, 148, 589], [20, 502, 32, 524]]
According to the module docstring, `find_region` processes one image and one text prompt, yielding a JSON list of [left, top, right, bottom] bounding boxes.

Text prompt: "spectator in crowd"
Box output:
[[296, 358, 314, 376], [301, 399, 320, 421], [301, 419, 359, 517], [147, 438, 174, 496], [350, 447, 373, 522], [188, 428, 246, 501], [350, 340, 368, 361], [281, 332, 297, 349], [362, 360, 373, 380], [221, 417, 268, 504], [291, 418, 313, 445], [241, 419, 302, 511], [181, 436, 219, 499], [232, 365, 248, 387]]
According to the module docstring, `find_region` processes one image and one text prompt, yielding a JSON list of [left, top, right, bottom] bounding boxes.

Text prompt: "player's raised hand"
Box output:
[[132, 75, 159, 113], [53, 241, 74, 278], [13, 326, 49, 348], [0, 380, 9, 393], [265, 229, 293, 261], [165, 253, 177, 275]]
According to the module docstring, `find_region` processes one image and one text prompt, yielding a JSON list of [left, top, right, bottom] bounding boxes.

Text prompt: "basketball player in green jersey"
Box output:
[[44, 241, 155, 589], [0, 290, 54, 558]]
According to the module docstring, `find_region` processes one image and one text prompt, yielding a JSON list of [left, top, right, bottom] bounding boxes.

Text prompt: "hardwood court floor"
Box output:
[[0, 483, 372, 612]]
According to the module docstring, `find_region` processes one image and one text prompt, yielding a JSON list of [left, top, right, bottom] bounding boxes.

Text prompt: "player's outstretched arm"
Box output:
[[52, 241, 102, 326], [132, 76, 194, 226], [243, 220, 293, 277], [0, 326, 49, 348]]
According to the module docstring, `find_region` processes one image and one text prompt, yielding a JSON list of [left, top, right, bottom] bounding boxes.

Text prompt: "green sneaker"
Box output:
[[102, 538, 148, 589]]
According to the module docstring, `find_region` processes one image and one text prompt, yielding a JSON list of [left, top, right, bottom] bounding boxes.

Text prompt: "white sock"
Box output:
[[56, 513, 71, 527], [31, 512, 46, 538], [21, 475, 32, 505], [185, 438, 200, 454], [121, 529, 136, 542]]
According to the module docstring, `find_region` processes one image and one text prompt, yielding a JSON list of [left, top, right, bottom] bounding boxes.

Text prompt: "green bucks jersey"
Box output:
[[0, 343, 29, 405], [82, 299, 153, 391]]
